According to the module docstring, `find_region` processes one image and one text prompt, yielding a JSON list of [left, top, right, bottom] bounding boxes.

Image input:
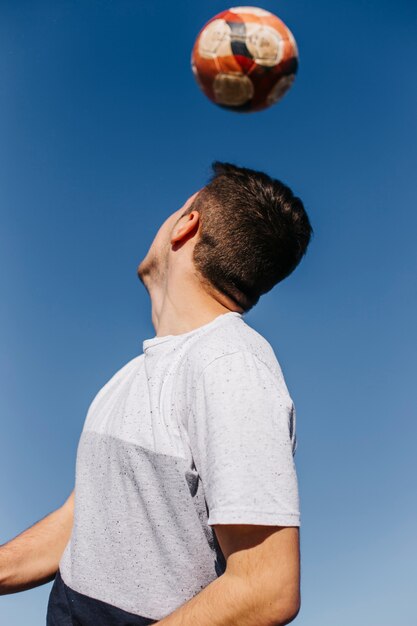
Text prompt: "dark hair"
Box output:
[[183, 161, 313, 312]]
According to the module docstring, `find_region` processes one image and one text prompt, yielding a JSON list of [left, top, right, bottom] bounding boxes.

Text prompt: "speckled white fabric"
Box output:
[[58, 311, 300, 620]]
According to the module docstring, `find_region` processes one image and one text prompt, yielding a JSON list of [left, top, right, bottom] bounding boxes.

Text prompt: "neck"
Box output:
[[147, 279, 244, 338]]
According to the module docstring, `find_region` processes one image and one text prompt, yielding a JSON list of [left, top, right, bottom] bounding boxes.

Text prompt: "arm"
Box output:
[[156, 524, 300, 626], [0, 489, 74, 595]]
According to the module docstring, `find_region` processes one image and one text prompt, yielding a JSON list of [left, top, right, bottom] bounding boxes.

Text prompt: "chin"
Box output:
[[136, 258, 149, 285], [137, 251, 160, 287]]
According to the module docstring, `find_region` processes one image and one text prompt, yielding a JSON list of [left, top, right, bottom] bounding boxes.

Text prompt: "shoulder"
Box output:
[[173, 317, 295, 436], [189, 314, 284, 378], [99, 353, 144, 389]]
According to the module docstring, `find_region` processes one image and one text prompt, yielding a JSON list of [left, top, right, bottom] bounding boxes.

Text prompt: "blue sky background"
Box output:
[[1, 1, 416, 624]]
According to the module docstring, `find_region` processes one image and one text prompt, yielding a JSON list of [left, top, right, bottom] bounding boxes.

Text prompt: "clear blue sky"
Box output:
[[1, 1, 416, 624]]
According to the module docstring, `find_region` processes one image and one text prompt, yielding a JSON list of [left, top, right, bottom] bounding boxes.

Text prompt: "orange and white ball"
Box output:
[[191, 6, 298, 112]]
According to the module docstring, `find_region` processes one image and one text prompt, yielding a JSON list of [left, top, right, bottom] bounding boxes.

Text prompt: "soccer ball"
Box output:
[[191, 6, 298, 113]]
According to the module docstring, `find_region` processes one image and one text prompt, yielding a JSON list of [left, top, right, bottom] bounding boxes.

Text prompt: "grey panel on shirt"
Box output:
[[60, 430, 226, 618]]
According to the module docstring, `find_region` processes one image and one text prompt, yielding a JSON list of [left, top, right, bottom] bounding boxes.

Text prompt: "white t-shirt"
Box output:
[[58, 310, 300, 622]]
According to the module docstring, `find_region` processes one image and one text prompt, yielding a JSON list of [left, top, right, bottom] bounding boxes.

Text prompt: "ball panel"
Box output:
[[234, 12, 265, 26], [229, 54, 255, 73], [245, 63, 283, 107], [245, 23, 284, 67], [216, 53, 246, 74], [262, 13, 287, 38], [229, 6, 271, 16], [192, 9, 237, 44], [191, 48, 221, 83], [228, 19, 254, 62], [286, 26, 299, 59], [197, 19, 232, 59], [276, 53, 299, 76], [277, 37, 298, 72], [215, 9, 245, 24], [266, 73, 296, 105], [213, 72, 254, 106]]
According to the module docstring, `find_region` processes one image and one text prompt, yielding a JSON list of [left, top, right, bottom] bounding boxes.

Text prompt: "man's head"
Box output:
[[137, 161, 313, 313]]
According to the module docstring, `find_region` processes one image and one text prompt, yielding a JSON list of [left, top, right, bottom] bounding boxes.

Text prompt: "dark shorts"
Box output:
[[46, 570, 157, 626]]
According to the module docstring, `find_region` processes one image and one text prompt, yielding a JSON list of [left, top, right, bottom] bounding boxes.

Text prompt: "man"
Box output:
[[0, 162, 313, 625]]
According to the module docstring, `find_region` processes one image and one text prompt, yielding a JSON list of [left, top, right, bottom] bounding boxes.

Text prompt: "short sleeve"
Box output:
[[187, 350, 300, 527]]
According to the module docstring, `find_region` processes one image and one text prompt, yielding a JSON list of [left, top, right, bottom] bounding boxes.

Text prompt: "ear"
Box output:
[[171, 210, 200, 245]]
